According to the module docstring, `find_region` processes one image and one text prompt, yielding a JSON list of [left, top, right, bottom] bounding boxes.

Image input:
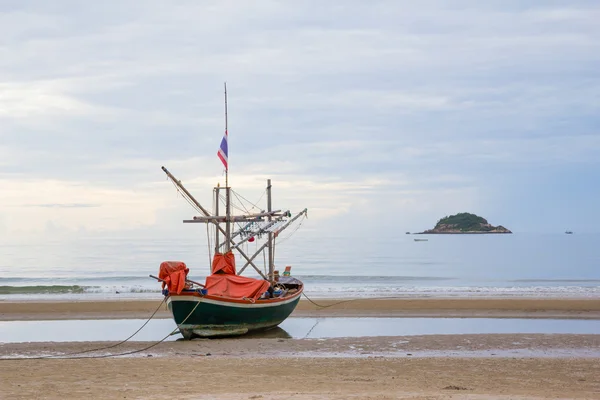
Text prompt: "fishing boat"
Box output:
[[154, 84, 307, 339]]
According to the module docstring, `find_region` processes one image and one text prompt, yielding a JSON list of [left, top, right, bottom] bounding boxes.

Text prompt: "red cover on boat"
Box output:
[[204, 274, 270, 300], [211, 251, 236, 275], [158, 261, 189, 294]]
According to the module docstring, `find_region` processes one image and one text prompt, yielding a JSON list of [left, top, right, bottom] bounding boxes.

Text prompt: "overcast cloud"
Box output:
[[1, 1, 599, 239]]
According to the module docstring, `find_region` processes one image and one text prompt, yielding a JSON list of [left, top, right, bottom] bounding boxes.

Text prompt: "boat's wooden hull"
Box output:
[[166, 290, 302, 338]]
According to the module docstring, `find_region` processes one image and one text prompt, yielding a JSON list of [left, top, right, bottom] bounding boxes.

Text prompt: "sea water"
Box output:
[[1, 232, 599, 300]]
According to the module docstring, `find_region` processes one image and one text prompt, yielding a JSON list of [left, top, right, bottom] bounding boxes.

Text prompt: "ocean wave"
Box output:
[[82, 286, 161, 294], [0, 284, 162, 295], [297, 275, 456, 281], [0, 285, 87, 294], [303, 285, 600, 298], [509, 279, 600, 283], [1, 282, 599, 297], [0, 275, 152, 283]]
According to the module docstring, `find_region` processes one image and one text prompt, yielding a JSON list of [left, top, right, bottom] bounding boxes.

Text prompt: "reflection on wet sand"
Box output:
[[2, 317, 600, 343], [240, 326, 293, 339], [177, 326, 294, 341]]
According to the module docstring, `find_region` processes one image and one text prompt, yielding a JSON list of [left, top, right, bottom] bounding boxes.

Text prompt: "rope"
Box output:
[[276, 214, 306, 245], [169, 179, 203, 214], [220, 191, 253, 215], [303, 319, 320, 339], [272, 235, 276, 271], [301, 292, 356, 309], [262, 247, 267, 276], [0, 298, 167, 360], [231, 188, 266, 212], [301, 292, 445, 309], [231, 190, 252, 214], [222, 193, 248, 214], [1, 297, 203, 361], [206, 223, 212, 265]]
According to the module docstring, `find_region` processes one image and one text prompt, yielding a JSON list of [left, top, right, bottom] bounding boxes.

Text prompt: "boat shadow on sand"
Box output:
[[175, 326, 292, 340]]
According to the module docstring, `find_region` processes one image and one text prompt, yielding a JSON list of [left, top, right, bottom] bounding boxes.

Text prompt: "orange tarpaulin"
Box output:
[[204, 274, 270, 300], [158, 261, 189, 294], [205, 252, 270, 300], [212, 251, 236, 275]]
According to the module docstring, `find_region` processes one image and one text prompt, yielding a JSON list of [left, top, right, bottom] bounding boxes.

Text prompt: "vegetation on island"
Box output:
[[420, 212, 511, 234]]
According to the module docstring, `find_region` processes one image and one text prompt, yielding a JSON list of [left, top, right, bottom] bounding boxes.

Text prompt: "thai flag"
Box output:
[[217, 129, 228, 170]]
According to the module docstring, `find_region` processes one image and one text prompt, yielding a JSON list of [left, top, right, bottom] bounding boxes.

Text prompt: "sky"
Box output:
[[1, 0, 599, 241]]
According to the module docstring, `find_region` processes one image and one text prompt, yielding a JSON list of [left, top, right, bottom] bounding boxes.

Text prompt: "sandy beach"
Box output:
[[2, 297, 600, 320], [2, 298, 599, 399], [1, 334, 599, 399], [3, 356, 598, 400]]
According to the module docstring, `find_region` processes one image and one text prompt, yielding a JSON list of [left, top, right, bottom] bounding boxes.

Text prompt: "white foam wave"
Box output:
[[74, 283, 600, 298], [303, 285, 600, 298]]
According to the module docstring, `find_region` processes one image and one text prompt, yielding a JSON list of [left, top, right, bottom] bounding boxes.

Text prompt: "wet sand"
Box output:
[[1, 334, 599, 399], [2, 297, 600, 320]]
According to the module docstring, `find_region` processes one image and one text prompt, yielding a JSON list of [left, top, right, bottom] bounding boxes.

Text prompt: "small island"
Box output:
[[418, 212, 512, 234]]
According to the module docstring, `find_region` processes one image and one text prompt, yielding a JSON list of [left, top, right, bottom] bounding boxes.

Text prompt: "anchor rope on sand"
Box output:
[[301, 292, 355, 309], [0, 297, 201, 361], [302, 293, 422, 309]]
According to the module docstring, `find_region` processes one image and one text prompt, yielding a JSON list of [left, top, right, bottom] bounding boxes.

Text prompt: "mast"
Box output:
[[267, 179, 274, 282], [214, 185, 220, 255], [224, 82, 231, 252]]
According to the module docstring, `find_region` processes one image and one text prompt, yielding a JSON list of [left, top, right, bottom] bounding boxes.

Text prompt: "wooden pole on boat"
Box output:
[[162, 167, 264, 276], [267, 179, 274, 283], [149, 274, 205, 288], [237, 208, 307, 274], [224, 82, 231, 252], [161, 166, 212, 216], [214, 185, 220, 255]]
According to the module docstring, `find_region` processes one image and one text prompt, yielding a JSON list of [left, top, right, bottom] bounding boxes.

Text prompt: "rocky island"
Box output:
[[418, 212, 512, 234]]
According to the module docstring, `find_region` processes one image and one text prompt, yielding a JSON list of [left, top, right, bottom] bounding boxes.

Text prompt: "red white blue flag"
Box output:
[[217, 129, 228, 170]]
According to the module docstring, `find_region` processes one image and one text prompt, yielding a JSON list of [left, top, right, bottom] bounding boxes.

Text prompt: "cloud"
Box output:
[[30, 203, 100, 208], [0, 178, 171, 234], [0, 80, 119, 119], [1, 1, 599, 236]]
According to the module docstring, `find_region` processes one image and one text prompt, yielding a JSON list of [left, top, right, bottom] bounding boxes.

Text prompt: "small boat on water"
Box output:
[[154, 84, 307, 339], [414, 238, 428, 242], [565, 230, 573, 234]]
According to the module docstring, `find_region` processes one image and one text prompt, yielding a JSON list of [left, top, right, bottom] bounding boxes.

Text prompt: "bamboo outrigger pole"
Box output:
[[267, 179, 274, 283], [237, 208, 308, 275], [214, 185, 220, 256], [161, 166, 268, 280]]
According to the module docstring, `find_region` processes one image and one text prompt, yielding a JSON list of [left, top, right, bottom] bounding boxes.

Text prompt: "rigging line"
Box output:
[[231, 188, 266, 212], [169, 179, 198, 210], [230, 202, 248, 214], [275, 215, 306, 245], [231, 190, 252, 214], [169, 180, 203, 214], [219, 192, 247, 213], [0, 298, 168, 361], [254, 189, 266, 208]]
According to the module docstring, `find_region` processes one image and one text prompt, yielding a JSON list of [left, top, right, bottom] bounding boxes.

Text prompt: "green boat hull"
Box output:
[[167, 294, 301, 338]]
